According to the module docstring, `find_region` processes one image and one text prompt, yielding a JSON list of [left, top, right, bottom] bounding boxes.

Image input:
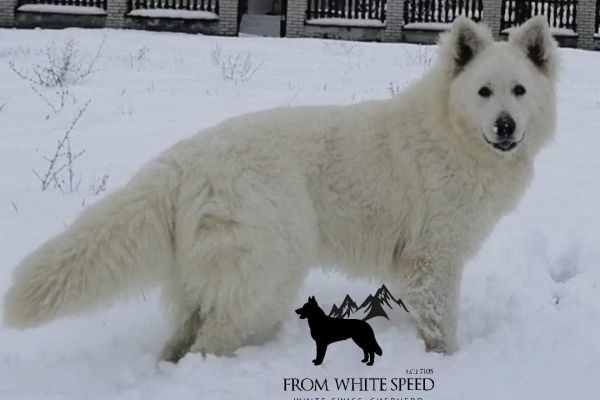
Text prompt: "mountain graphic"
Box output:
[[331, 294, 359, 318], [375, 284, 409, 313], [358, 294, 390, 320], [328, 284, 409, 321]]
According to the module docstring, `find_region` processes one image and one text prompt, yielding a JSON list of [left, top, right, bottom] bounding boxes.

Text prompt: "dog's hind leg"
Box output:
[[188, 241, 311, 356], [184, 199, 317, 356], [159, 278, 204, 362], [160, 308, 202, 363]]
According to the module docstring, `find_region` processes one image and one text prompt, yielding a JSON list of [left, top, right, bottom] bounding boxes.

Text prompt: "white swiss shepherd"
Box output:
[[4, 16, 557, 362]]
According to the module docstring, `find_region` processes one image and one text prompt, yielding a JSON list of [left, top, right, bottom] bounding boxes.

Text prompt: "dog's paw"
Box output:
[[312, 360, 322, 366], [160, 343, 187, 363], [423, 336, 455, 354], [417, 321, 456, 355]]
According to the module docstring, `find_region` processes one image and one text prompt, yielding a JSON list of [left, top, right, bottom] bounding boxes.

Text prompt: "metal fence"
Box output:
[[306, 0, 387, 22], [500, 0, 578, 31], [130, 0, 219, 13], [403, 0, 483, 24]]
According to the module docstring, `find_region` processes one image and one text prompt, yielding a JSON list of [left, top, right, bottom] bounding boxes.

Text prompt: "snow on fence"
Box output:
[[500, 0, 578, 31], [403, 0, 483, 24], [130, 0, 220, 15], [305, 0, 387, 22], [17, 0, 107, 10]]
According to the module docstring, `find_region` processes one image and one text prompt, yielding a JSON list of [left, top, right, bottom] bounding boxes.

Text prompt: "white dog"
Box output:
[[3, 16, 557, 362]]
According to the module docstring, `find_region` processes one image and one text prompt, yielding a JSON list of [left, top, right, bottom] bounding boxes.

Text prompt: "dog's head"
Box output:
[[439, 16, 557, 158], [295, 296, 322, 319]]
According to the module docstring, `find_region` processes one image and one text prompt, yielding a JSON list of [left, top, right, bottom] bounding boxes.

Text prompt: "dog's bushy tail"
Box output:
[[3, 161, 178, 328], [374, 341, 383, 356]]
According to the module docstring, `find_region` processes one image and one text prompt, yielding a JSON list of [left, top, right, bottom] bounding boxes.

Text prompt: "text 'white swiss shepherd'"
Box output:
[[3, 16, 557, 362]]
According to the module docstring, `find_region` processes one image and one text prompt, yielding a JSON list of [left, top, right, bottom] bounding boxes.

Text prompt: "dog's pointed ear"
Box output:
[[509, 16, 557, 77], [440, 17, 493, 74]]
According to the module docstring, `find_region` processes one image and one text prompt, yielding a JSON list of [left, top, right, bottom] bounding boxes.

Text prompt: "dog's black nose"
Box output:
[[494, 114, 516, 139]]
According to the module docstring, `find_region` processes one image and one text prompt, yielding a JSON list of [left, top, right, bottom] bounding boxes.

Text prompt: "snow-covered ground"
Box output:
[[1, 29, 599, 400]]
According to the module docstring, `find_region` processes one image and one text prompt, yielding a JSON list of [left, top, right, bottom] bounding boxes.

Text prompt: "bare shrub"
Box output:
[[210, 43, 222, 66], [402, 45, 434, 69], [89, 173, 110, 195], [388, 82, 402, 98], [33, 100, 90, 192], [8, 36, 105, 114], [211, 48, 262, 83], [10, 37, 105, 88], [128, 46, 149, 70], [0, 46, 32, 59]]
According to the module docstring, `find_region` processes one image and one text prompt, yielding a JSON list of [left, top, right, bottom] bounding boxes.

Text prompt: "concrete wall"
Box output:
[[125, 16, 220, 34], [303, 24, 384, 41], [15, 11, 107, 29]]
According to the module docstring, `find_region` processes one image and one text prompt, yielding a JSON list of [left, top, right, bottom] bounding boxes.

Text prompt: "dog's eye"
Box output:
[[478, 87, 492, 98], [513, 84, 527, 96]]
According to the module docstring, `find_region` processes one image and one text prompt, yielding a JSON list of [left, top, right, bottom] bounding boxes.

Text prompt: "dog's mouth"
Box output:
[[484, 132, 525, 153], [493, 140, 517, 152], [295, 308, 306, 318]]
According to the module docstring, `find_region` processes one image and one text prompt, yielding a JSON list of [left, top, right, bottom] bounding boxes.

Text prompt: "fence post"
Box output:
[[384, 0, 404, 42], [216, 0, 238, 35], [286, 0, 306, 38], [106, 0, 128, 28], [576, 0, 596, 50], [482, 0, 502, 39], [0, 0, 17, 27]]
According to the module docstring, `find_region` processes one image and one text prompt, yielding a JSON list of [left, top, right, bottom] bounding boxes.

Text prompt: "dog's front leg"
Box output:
[[398, 255, 462, 354], [313, 342, 328, 365]]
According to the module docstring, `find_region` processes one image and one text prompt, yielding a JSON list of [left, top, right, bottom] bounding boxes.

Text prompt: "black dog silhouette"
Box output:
[[296, 296, 382, 366]]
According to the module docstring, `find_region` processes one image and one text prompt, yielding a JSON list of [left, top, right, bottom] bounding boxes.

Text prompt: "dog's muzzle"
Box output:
[[493, 140, 517, 152], [484, 131, 525, 153]]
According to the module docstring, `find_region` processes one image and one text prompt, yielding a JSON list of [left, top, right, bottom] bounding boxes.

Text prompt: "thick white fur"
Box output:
[[3, 16, 557, 360]]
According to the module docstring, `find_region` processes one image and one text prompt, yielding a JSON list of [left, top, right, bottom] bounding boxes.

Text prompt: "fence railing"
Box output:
[[306, 0, 387, 22], [130, 0, 219, 13], [403, 0, 483, 24], [500, 0, 578, 31], [17, 0, 107, 9]]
